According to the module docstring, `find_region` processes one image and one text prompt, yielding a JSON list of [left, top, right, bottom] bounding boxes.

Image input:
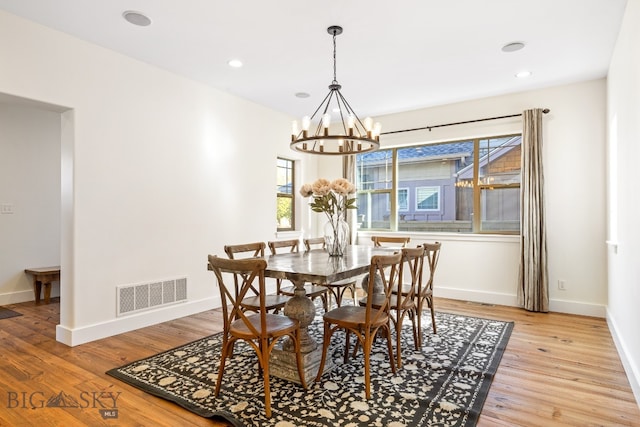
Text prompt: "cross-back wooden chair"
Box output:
[[303, 237, 357, 307], [208, 255, 307, 418], [224, 241, 289, 313], [371, 235, 411, 248], [315, 251, 402, 399], [267, 239, 329, 311]]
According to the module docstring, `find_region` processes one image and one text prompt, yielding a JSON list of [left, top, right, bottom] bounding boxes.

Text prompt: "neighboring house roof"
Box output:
[[456, 136, 522, 180], [358, 141, 474, 164]]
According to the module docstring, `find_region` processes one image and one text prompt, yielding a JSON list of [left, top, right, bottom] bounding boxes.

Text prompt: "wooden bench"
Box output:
[[24, 266, 60, 304]]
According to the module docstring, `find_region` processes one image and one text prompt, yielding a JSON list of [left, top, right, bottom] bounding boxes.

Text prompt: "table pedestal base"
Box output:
[[269, 342, 334, 385]]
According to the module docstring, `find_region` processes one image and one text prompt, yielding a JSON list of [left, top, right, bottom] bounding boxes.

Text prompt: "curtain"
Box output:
[[518, 108, 549, 312], [343, 155, 357, 244]]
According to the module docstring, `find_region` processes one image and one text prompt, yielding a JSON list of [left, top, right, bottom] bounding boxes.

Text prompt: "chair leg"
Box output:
[[261, 343, 272, 418], [315, 322, 332, 382], [396, 312, 403, 369], [215, 337, 233, 396], [429, 298, 437, 334], [363, 331, 372, 399], [416, 299, 424, 348], [382, 324, 396, 375], [410, 309, 419, 351]]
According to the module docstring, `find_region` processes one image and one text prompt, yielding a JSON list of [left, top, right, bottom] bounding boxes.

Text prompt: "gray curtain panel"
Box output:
[[343, 155, 356, 244], [518, 108, 549, 312]]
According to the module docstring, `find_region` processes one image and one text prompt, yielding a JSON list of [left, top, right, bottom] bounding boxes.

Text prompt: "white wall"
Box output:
[[0, 10, 318, 345], [341, 79, 608, 317], [0, 103, 61, 303], [607, 0, 640, 404]]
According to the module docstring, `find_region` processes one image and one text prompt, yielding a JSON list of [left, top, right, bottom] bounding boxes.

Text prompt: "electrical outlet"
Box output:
[[558, 280, 566, 290]]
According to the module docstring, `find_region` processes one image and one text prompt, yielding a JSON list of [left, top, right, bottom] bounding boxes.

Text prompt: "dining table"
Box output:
[[265, 244, 396, 384]]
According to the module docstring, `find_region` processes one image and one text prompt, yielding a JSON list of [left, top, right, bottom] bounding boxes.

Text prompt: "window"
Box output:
[[276, 158, 294, 231], [398, 188, 409, 211], [416, 186, 440, 211], [355, 135, 521, 233]]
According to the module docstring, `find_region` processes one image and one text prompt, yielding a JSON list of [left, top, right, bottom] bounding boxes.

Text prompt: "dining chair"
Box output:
[[208, 255, 307, 418], [267, 239, 329, 311], [365, 246, 424, 368], [303, 237, 357, 307], [315, 251, 402, 399], [224, 241, 290, 313], [371, 235, 411, 248]]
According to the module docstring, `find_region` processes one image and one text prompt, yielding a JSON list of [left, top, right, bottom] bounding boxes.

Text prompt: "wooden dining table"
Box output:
[[265, 244, 395, 384]]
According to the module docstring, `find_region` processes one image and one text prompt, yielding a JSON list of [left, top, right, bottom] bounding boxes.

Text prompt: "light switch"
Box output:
[[1, 204, 14, 214]]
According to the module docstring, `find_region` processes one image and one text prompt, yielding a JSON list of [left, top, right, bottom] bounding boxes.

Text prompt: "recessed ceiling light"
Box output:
[[295, 92, 310, 98], [502, 42, 525, 53], [122, 11, 151, 27], [227, 59, 243, 68], [515, 70, 532, 78]]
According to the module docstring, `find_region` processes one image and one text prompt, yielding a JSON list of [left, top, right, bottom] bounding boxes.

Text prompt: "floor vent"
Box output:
[[117, 277, 187, 316]]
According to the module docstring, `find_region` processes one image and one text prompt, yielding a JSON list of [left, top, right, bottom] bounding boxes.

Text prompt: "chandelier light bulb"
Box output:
[[291, 120, 299, 137], [373, 122, 382, 137], [347, 114, 355, 129], [322, 113, 331, 128], [302, 116, 310, 131], [363, 117, 373, 132]]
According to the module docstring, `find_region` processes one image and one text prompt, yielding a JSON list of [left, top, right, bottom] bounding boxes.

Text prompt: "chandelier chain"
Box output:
[[332, 30, 338, 84]]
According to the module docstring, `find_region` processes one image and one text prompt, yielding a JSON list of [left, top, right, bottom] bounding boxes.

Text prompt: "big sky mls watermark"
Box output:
[[6, 389, 121, 419]]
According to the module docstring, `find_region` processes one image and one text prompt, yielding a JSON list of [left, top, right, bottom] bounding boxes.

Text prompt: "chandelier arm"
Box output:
[[334, 92, 348, 135], [307, 90, 333, 121], [336, 91, 368, 136]]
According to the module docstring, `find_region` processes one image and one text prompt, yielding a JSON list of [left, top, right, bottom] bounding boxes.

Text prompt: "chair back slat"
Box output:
[[398, 246, 425, 302], [208, 255, 267, 337], [267, 239, 299, 255], [420, 242, 441, 297], [364, 252, 403, 325], [371, 235, 411, 248], [223, 242, 266, 298], [303, 237, 325, 251]]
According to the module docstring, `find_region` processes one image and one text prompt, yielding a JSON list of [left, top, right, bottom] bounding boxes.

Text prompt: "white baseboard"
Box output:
[[55, 297, 217, 347], [606, 308, 640, 410], [435, 287, 606, 318], [435, 287, 518, 307], [0, 287, 61, 305]]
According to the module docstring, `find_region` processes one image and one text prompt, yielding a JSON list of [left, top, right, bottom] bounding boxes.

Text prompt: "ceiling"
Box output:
[[0, 0, 628, 119]]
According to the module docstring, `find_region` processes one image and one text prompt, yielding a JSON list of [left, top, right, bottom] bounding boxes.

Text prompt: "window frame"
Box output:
[[276, 157, 295, 232]]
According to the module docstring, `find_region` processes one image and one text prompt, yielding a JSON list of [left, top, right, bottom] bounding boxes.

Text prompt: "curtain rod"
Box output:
[[381, 108, 550, 136]]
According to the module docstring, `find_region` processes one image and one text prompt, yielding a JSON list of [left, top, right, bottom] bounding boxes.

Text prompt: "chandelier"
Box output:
[[290, 26, 381, 156]]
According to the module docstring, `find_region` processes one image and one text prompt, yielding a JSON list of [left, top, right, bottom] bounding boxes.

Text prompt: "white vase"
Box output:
[[324, 216, 349, 257]]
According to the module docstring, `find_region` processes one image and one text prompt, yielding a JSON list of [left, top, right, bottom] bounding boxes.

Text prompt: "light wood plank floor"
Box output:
[[0, 297, 638, 426]]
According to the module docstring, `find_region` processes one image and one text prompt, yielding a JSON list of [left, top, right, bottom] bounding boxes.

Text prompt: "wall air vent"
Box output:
[[117, 277, 187, 316]]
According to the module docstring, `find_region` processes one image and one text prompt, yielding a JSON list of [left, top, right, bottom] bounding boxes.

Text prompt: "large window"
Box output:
[[355, 135, 521, 233], [276, 158, 294, 231]]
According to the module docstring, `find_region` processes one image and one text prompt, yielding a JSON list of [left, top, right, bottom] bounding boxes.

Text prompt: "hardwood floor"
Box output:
[[0, 298, 638, 426]]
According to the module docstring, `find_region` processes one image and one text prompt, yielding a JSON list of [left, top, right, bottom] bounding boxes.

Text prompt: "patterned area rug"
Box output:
[[0, 307, 22, 320], [107, 311, 513, 426]]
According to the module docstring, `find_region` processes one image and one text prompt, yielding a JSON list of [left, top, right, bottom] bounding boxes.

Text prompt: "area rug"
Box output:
[[107, 311, 513, 426], [0, 307, 22, 320]]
